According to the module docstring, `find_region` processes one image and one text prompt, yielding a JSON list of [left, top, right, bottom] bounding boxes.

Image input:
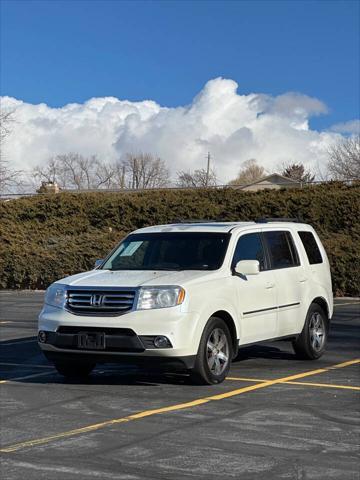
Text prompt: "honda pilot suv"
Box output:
[[38, 220, 333, 384]]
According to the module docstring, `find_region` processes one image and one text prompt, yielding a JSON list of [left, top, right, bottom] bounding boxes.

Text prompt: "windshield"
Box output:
[[102, 232, 230, 271]]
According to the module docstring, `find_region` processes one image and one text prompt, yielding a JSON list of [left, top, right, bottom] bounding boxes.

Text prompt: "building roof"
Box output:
[[236, 173, 301, 189]]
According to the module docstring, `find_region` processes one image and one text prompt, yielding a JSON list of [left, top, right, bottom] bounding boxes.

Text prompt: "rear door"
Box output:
[[262, 229, 305, 336], [232, 231, 278, 344]]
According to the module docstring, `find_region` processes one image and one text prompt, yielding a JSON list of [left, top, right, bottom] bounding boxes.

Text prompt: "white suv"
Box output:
[[38, 220, 333, 384]]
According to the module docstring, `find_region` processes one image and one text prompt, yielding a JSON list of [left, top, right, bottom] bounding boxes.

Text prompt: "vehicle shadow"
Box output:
[[233, 344, 296, 362], [0, 335, 297, 386], [233, 319, 360, 361], [1, 316, 358, 386], [0, 336, 188, 386]]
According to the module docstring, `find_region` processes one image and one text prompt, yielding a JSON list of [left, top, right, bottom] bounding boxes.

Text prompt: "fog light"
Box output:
[[154, 336, 171, 348], [38, 330, 47, 343]]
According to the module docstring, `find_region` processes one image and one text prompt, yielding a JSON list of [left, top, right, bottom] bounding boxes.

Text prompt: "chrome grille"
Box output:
[[67, 289, 136, 316]]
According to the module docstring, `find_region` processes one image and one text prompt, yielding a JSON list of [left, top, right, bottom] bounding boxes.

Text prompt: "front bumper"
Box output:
[[40, 327, 146, 352], [38, 304, 201, 362]]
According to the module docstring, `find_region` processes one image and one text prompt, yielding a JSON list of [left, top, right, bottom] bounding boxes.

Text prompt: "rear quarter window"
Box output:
[[298, 231, 323, 264]]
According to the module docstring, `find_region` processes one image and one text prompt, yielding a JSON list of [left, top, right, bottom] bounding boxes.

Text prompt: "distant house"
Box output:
[[233, 173, 301, 192]]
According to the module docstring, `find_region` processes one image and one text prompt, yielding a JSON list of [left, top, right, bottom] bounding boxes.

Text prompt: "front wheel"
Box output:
[[292, 304, 329, 360], [190, 317, 232, 385], [54, 360, 95, 378]]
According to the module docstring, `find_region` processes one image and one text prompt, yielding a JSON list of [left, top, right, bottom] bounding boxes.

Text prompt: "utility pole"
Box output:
[[120, 165, 126, 189], [132, 157, 136, 189], [205, 152, 211, 187]]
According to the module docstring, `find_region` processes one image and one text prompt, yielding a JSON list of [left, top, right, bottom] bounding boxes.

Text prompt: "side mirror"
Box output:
[[94, 259, 103, 269], [234, 260, 260, 276]]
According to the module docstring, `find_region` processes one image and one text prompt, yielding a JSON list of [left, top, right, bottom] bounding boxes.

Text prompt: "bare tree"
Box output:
[[33, 152, 170, 191], [327, 135, 360, 180], [93, 158, 116, 189], [58, 153, 84, 189], [0, 109, 15, 148], [176, 168, 217, 188], [281, 162, 315, 182], [33, 153, 117, 190], [33, 156, 63, 186], [119, 153, 170, 189], [33, 156, 68, 188], [228, 159, 265, 186], [0, 108, 24, 193], [0, 159, 23, 193]]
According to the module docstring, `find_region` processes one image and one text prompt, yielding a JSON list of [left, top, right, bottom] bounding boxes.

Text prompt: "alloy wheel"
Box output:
[[206, 328, 230, 375], [309, 312, 325, 352]]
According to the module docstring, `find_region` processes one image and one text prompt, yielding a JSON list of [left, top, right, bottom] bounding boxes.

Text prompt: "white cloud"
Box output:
[[330, 119, 360, 135], [1, 77, 350, 183]]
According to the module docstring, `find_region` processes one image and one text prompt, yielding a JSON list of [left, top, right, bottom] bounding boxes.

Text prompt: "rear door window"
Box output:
[[232, 233, 267, 271], [298, 231, 323, 264], [264, 231, 300, 269]]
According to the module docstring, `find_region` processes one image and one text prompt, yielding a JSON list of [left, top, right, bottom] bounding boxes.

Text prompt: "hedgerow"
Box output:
[[0, 182, 359, 295]]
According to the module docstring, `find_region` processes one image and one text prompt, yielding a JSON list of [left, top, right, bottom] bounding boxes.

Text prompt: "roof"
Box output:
[[134, 220, 311, 234], [134, 222, 254, 233]]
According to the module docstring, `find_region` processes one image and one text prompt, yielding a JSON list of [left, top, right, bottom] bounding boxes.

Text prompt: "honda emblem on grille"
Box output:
[[90, 294, 104, 307]]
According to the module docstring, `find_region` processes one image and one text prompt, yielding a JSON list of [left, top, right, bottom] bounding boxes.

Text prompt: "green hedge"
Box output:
[[1, 183, 359, 296]]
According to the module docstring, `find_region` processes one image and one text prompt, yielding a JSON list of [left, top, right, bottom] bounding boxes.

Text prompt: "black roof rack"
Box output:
[[255, 217, 303, 223], [171, 219, 221, 224], [170, 218, 304, 224]]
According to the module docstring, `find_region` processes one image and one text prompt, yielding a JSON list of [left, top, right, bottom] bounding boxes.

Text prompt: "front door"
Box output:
[[232, 231, 277, 344]]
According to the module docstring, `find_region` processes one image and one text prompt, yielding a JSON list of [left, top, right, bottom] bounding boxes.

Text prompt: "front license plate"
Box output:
[[78, 332, 105, 350]]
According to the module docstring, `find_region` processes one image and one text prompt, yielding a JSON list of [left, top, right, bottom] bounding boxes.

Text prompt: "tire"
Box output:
[[190, 317, 232, 385], [292, 303, 329, 360], [54, 360, 95, 378]]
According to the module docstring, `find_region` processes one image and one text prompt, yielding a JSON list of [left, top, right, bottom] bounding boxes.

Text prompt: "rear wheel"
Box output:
[[54, 361, 95, 378], [190, 317, 232, 385], [292, 303, 328, 360]]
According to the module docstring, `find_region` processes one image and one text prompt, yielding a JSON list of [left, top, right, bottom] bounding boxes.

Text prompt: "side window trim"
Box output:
[[260, 231, 271, 271], [260, 232, 271, 271], [285, 231, 301, 267]]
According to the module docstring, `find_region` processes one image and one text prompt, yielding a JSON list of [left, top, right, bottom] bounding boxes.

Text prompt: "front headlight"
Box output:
[[137, 286, 185, 310], [44, 284, 67, 309]]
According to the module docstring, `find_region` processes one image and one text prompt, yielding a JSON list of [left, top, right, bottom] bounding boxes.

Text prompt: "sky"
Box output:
[[0, 0, 359, 182]]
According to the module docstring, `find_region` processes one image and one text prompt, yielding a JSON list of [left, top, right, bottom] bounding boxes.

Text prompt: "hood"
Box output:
[[57, 269, 216, 288]]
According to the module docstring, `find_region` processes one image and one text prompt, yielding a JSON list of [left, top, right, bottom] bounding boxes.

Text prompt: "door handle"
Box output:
[[299, 277, 308, 283], [265, 282, 275, 289]]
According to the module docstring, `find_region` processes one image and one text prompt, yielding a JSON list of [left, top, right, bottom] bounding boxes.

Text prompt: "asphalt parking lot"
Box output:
[[0, 292, 359, 480]]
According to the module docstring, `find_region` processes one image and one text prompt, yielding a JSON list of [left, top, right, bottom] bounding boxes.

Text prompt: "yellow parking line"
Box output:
[[1, 358, 358, 453], [226, 377, 360, 391], [326, 358, 360, 369], [285, 381, 360, 391], [226, 376, 265, 382]]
